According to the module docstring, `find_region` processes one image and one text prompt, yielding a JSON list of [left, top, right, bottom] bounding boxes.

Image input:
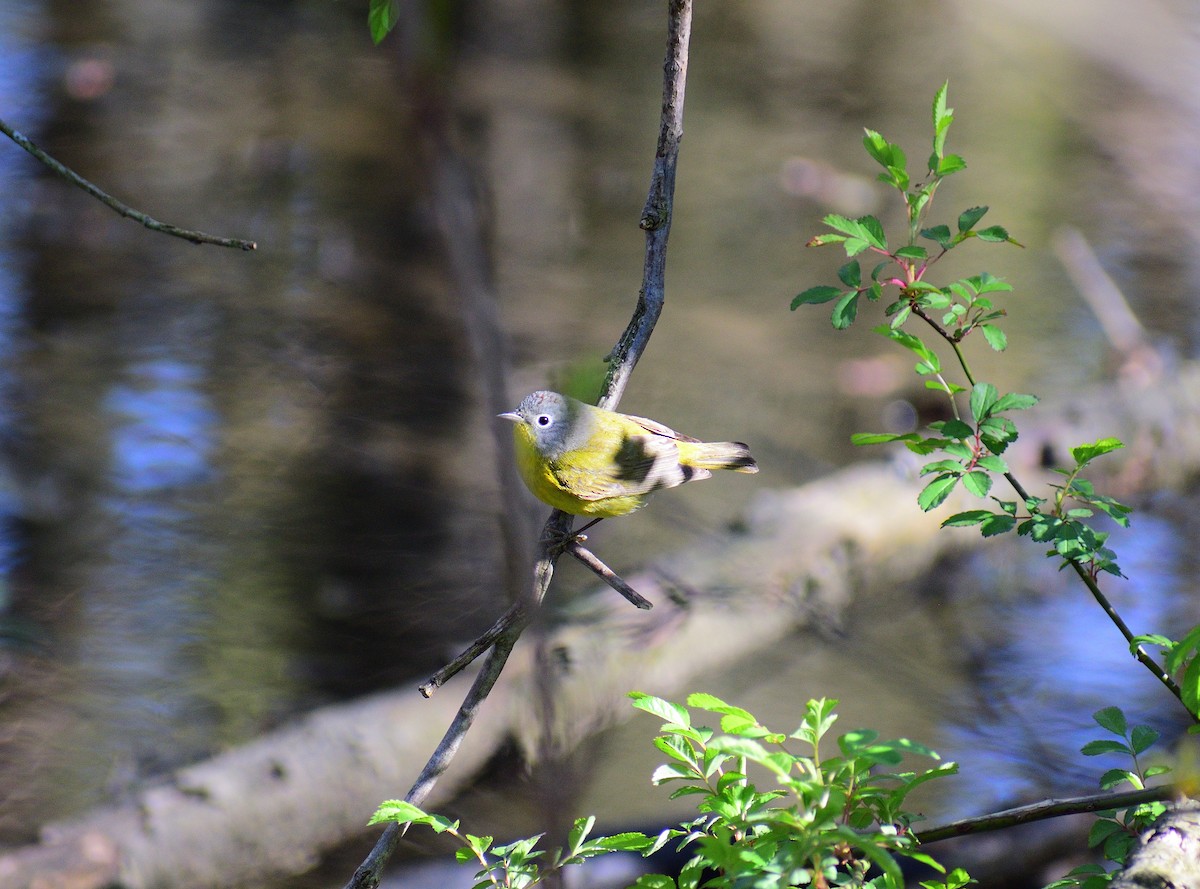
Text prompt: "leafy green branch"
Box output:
[[371, 694, 971, 889], [790, 82, 1197, 723]]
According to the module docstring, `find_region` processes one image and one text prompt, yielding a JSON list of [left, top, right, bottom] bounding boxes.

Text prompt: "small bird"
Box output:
[[499, 390, 758, 518]]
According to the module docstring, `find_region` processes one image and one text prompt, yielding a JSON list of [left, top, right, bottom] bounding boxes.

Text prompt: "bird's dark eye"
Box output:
[[536, 414, 553, 427]]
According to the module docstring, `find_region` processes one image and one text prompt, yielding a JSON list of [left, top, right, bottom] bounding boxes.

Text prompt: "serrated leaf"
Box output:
[[957, 206, 989, 233], [932, 82, 950, 134], [1166, 624, 1200, 674], [974, 272, 1013, 294], [838, 260, 862, 287], [924, 420, 967, 440], [1183, 654, 1200, 715], [976, 225, 1010, 243], [969, 382, 999, 422], [991, 392, 1039, 412], [1071, 438, 1125, 466], [1130, 724, 1160, 755], [937, 154, 966, 176], [630, 692, 691, 729], [918, 474, 959, 511], [1093, 706, 1129, 736], [368, 799, 429, 826], [895, 245, 928, 261], [791, 285, 843, 309], [962, 470, 992, 497], [981, 324, 1008, 351], [851, 431, 922, 446], [831, 291, 860, 329], [942, 510, 992, 527], [1087, 819, 1123, 848], [1081, 739, 1132, 757], [920, 224, 952, 248], [807, 232, 848, 247]]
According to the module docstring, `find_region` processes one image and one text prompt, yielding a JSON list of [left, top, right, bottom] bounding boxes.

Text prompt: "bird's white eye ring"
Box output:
[[536, 414, 553, 427]]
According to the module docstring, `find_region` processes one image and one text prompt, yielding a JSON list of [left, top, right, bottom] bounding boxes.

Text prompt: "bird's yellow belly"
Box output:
[[512, 431, 645, 517]]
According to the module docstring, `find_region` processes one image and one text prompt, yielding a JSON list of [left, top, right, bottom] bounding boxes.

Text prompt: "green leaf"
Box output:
[[976, 225, 1011, 243], [1093, 706, 1129, 736], [931, 82, 950, 142], [1183, 654, 1200, 716], [629, 875, 677, 889], [921, 224, 953, 249], [1166, 624, 1200, 674], [991, 392, 1039, 413], [962, 471, 992, 497], [838, 260, 862, 288], [941, 510, 992, 527], [791, 285, 843, 309], [957, 206, 988, 233], [969, 382, 999, 422], [1081, 739, 1132, 757], [822, 213, 888, 252], [588, 832, 657, 853], [973, 272, 1013, 294], [1130, 724, 1160, 755], [895, 245, 928, 261], [936, 154, 966, 176], [1087, 819, 1123, 849], [1071, 438, 1125, 466], [368, 799, 429, 826], [979, 513, 1017, 536], [807, 232, 848, 247], [918, 474, 959, 511], [368, 0, 400, 44], [931, 418, 975, 439], [832, 291, 860, 329], [630, 692, 691, 729], [851, 431, 922, 446], [981, 324, 1007, 351]]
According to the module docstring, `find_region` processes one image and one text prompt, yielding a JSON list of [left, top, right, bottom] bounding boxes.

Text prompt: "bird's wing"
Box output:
[[551, 426, 706, 501]]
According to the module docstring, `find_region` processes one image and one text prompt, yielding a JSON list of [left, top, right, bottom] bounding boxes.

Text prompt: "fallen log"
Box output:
[[5, 364, 1200, 889]]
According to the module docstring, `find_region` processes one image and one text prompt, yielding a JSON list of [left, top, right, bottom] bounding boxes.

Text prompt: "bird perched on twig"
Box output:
[[499, 390, 758, 519]]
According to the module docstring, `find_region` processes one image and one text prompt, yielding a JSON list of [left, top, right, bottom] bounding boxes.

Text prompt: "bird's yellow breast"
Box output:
[[511, 422, 647, 517]]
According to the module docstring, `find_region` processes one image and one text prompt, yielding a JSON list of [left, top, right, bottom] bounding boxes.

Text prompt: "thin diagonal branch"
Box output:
[[566, 541, 653, 609], [916, 785, 1177, 844], [343, 5, 694, 887], [0, 116, 257, 250], [599, 0, 691, 411]]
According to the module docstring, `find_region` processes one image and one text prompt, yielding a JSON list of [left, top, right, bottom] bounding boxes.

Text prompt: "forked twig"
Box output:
[[343, 3, 693, 887]]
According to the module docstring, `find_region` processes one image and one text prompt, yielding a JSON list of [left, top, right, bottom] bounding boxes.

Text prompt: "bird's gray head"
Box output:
[[498, 390, 588, 457]]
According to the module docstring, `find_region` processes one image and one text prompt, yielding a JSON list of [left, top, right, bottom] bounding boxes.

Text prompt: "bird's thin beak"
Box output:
[[497, 411, 521, 423]]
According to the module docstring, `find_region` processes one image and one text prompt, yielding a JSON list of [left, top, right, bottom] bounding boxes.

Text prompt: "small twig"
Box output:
[[916, 785, 1177, 844], [418, 602, 528, 697], [345, 4, 693, 885], [0, 115, 257, 250], [347, 630, 524, 889], [566, 541, 653, 609], [599, 0, 691, 410]]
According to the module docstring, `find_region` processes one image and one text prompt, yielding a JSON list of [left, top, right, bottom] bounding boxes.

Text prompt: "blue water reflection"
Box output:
[[104, 359, 216, 496], [937, 509, 1196, 820]]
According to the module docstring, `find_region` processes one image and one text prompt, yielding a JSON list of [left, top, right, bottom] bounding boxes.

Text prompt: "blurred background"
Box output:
[[1, 0, 1199, 886]]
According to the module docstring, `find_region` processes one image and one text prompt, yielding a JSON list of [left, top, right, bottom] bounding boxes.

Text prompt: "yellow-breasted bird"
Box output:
[[499, 390, 758, 518]]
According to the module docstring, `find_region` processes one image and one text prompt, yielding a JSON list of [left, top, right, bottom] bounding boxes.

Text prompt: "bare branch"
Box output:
[[343, 4, 694, 886], [0, 116, 257, 250]]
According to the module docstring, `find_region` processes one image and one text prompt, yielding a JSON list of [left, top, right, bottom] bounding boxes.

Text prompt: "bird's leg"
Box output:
[[542, 516, 605, 553], [573, 517, 605, 539]]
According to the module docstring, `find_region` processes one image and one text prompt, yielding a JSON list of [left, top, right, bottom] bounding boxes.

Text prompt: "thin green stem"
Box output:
[[911, 304, 1196, 724]]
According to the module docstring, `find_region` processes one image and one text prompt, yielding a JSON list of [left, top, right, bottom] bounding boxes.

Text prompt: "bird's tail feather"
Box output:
[[683, 441, 759, 474]]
